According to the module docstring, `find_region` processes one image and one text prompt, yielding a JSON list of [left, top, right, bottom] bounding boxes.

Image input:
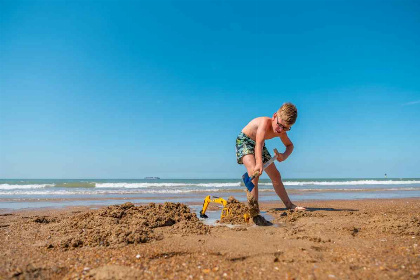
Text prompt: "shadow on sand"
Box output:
[[268, 207, 359, 212]]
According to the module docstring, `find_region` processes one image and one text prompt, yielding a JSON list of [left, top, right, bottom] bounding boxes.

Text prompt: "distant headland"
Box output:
[[144, 177, 160, 180]]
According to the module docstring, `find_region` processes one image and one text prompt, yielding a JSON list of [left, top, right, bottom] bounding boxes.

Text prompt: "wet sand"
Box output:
[[0, 198, 419, 279]]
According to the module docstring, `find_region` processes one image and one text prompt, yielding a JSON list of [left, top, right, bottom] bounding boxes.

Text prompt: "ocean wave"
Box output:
[[1, 180, 419, 191], [0, 188, 222, 195], [95, 182, 243, 188], [195, 182, 242, 188], [2, 187, 419, 196], [95, 183, 152, 188], [0, 184, 55, 190], [54, 182, 96, 188]]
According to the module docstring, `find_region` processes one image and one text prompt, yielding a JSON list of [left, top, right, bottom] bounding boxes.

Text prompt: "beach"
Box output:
[[1, 198, 419, 279], [2, 1, 420, 280]]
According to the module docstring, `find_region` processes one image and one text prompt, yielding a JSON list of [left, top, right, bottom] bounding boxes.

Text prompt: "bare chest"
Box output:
[[241, 119, 278, 141]]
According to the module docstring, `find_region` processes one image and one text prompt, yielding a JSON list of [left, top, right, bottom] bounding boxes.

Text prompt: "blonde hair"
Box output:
[[277, 103, 298, 126]]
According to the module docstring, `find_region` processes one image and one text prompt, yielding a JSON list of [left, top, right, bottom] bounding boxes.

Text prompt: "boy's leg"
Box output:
[[242, 154, 259, 201], [265, 163, 293, 209], [242, 154, 262, 219]]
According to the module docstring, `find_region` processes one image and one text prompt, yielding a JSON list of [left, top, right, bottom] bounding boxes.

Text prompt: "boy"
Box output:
[[236, 102, 305, 218]]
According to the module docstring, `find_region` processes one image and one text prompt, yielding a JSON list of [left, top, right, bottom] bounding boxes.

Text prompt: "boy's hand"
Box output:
[[274, 149, 287, 162], [253, 163, 263, 177]]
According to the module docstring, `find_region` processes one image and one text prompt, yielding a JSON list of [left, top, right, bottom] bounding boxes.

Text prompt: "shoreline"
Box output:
[[1, 196, 419, 210], [1, 198, 419, 279], [1, 191, 420, 211]]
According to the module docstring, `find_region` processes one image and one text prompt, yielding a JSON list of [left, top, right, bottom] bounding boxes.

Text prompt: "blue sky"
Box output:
[[0, 0, 419, 179]]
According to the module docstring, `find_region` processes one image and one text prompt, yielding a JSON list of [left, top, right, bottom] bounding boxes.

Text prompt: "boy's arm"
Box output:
[[277, 132, 294, 162], [254, 119, 269, 175]]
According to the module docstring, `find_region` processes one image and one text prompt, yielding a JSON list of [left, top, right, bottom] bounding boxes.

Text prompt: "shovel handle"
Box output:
[[262, 148, 279, 169], [250, 149, 279, 180]]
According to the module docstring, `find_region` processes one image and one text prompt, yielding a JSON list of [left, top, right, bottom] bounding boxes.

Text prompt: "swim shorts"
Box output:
[[235, 132, 271, 164]]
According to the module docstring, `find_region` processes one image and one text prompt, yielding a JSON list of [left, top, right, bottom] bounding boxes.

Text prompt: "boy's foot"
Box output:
[[288, 204, 306, 211], [252, 215, 273, 226]]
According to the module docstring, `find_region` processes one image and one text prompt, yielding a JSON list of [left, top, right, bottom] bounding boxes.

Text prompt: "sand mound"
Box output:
[[219, 197, 249, 225], [218, 196, 272, 226], [46, 202, 209, 248], [169, 220, 210, 235]]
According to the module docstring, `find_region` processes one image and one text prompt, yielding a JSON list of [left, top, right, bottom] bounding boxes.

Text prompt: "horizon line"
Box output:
[[0, 177, 418, 180]]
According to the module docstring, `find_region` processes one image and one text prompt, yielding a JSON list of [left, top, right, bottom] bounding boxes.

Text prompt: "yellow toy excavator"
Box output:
[[199, 195, 230, 219], [199, 195, 250, 222]]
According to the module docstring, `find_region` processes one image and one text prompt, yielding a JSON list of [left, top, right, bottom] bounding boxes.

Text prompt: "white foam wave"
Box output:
[[95, 183, 152, 188], [0, 189, 222, 195], [137, 189, 220, 194], [1, 180, 419, 192], [0, 190, 81, 195], [0, 184, 55, 190], [1, 186, 419, 196], [196, 182, 242, 188], [95, 182, 242, 188], [388, 187, 418, 191]]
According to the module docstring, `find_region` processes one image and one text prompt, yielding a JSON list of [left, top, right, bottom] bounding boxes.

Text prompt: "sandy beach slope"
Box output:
[[0, 198, 419, 279]]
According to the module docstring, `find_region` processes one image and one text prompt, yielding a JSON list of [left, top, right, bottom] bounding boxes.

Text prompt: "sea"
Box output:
[[0, 178, 419, 210]]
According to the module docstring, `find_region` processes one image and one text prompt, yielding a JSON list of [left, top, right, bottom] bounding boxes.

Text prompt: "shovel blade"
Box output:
[[242, 172, 255, 192]]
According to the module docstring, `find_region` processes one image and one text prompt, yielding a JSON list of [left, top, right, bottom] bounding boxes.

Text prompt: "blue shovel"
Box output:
[[242, 149, 279, 192]]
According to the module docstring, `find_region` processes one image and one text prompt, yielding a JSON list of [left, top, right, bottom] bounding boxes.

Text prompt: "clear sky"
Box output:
[[1, 0, 419, 179]]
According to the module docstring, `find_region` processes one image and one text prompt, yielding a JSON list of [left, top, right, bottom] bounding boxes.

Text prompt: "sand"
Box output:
[[219, 196, 250, 225], [0, 198, 419, 279], [45, 202, 210, 249]]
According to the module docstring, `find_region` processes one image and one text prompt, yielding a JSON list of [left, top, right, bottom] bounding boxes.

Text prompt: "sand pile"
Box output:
[[46, 202, 210, 248], [219, 196, 250, 224], [218, 196, 272, 226]]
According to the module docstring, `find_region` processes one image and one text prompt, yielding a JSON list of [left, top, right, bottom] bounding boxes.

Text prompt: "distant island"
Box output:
[[144, 177, 160, 180]]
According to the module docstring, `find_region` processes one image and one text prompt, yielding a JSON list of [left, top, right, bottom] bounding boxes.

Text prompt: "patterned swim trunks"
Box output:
[[235, 132, 271, 164]]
